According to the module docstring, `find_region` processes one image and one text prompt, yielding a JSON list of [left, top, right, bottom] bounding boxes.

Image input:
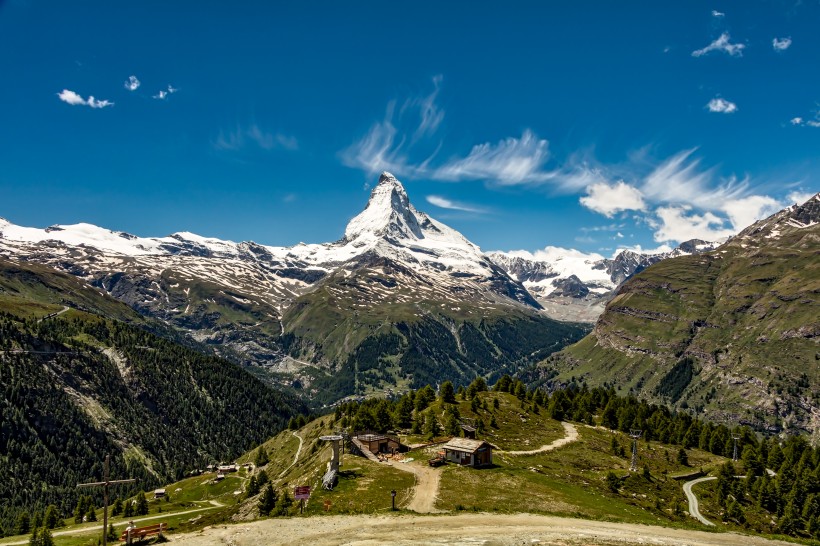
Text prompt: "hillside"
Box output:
[[0, 174, 590, 403], [540, 194, 820, 436], [0, 259, 306, 537]]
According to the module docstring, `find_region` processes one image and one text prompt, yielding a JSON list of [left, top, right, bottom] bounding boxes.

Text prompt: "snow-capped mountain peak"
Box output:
[[344, 172, 423, 241]]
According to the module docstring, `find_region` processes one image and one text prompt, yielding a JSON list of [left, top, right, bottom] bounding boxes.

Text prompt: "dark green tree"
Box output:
[[254, 446, 270, 467], [16, 511, 30, 535], [135, 493, 149, 516], [606, 472, 620, 493], [439, 381, 456, 403], [425, 413, 441, 440], [676, 448, 689, 466], [111, 498, 123, 517], [273, 490, 293, 516], [42, 506, 59, 530], [258, 484, 277, 516], [246, 475, 260, 499]]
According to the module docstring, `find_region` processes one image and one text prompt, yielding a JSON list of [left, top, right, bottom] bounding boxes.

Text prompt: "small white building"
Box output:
[[441, 438, 493, 467]]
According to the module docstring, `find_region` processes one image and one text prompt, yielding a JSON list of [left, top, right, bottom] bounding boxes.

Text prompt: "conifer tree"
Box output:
[[43, 506, 59, 530], [17, 511, 30, 535], [111, 498, 123, 517], [254, 446, 269, 467], [135, 493, 149, 516], [258, 484, 277, 516], [425, 413, 441, 440]]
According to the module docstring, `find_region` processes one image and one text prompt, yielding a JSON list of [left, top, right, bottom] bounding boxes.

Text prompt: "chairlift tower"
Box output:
[[629, 429, 642, 472], [731, 433, 742, 462]]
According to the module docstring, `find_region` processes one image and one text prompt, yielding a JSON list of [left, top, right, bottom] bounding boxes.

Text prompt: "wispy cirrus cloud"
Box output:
[[214, 123, 298, 152], [56, 89, 114, 108], [425, 195, 487, 213], [431, 130, 553, 185], [706, 97, 738, 113], [124, 75, 140, 91], [772, 37, 792, 51], [340, 76, 444, 177], [711, 9, 725, 17], [692, 32, 745, 57], [153, 85, 178, 100]]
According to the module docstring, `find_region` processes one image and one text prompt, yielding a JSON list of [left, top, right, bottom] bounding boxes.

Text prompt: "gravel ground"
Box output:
[[168, 512, 795, 546]]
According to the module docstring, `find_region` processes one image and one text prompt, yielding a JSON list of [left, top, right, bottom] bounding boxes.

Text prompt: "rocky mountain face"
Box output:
[[539, 194, 820, 436], [488, 240, 717, 323], [0, 173, 588, 403]]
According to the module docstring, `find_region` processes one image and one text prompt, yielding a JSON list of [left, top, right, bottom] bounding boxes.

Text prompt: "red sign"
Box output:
[[294, 485, 311, 500]]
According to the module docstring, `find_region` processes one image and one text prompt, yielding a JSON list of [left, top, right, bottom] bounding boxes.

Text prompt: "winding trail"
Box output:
[[278, 431, 304, 478], [683, 476, 717, 526], [500, 421, 579, 455], [37, 305, 70, 323], [390, 462, 442, 513]]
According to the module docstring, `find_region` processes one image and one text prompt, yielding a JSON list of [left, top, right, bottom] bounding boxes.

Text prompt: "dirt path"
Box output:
[[684, 476, 717, 526], [2, 505, 219, 545], [278, 431, 303, 478], [36, 306, 69, 323], [390, 462, 441, 513], [167, 512, 795, 545], [501, 421, 579, 455]]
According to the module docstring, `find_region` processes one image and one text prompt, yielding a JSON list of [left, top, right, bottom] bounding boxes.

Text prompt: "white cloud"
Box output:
[[341, 77, 445, 177], [124, 75, 140, 91], [153, 85, 178, 100], [613, 243, 673, 257], [57, 89, 114, 108], [791, 115, 820, 128], [425, 195, 486, 213], [653, 206, 735, 242], [641, 149, 747, 209], [711, 10, 725, 17], [409, 74, 444, 140], [706, 97, 738, 113], [787, 191, 815, 205], [214, 124, 298, 152], [720, 195, 781, 230], [692, 32, 745, 57], [579, 180, 646, 217], [772, 37, 792, 51], [432, 130, 553, 185]]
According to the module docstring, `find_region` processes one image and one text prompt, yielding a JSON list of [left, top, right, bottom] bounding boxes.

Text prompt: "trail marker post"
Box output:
[[77, 454, 136, 546]]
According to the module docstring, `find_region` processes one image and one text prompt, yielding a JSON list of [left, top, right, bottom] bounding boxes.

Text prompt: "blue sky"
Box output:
[[1, 1, 818, 256]]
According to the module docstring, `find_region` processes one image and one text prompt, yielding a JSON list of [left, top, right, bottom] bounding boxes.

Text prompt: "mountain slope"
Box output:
[[0, 173, 589, 402], [0, 259, 307, 533], [488, 240, 718, 322], [540, 194, 820, 435]]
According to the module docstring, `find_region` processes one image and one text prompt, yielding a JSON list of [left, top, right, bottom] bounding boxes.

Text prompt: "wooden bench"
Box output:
[[119, 522, 166, 542]]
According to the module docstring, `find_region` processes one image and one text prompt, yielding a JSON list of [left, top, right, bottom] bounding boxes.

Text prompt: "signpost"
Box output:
[[77, 454, 136, 546], [294, 485, 311, 514]]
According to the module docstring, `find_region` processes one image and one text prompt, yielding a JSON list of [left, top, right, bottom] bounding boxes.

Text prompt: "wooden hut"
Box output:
[[442, 438, 493, 467], [354, 433, 403, 455]]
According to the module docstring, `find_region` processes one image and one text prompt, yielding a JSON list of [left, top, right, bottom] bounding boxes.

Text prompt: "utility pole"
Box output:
[[629, 429, 642, 472], [77, 454, 136, 546], [731, 434, 742, 462]]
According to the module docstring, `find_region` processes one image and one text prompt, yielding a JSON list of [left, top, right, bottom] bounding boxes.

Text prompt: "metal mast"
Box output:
[[629, 429, 642, 472], [77, 454, 136, 546]]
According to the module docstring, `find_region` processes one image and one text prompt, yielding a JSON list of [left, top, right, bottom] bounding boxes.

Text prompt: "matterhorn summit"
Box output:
[[344, 172, 424, 241]]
